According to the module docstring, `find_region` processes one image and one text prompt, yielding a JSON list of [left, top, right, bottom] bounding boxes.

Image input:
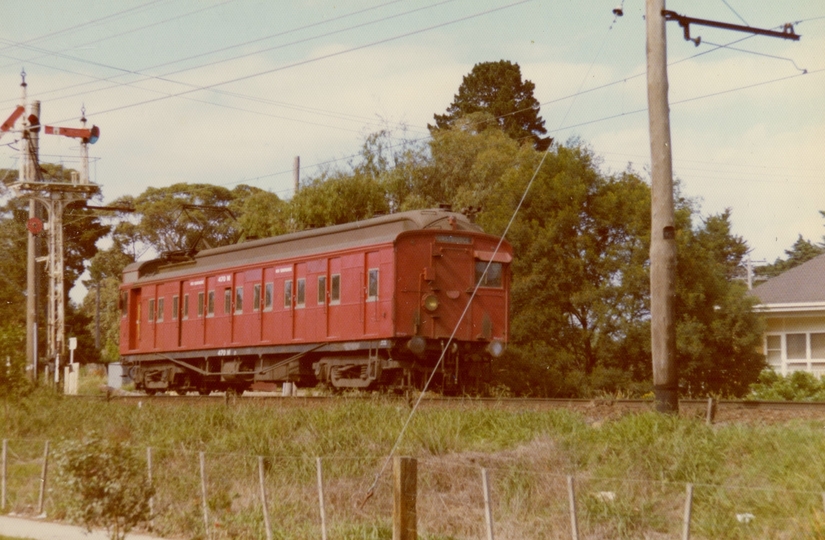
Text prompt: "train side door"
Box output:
[[364, 251, 381, 336], [432, 239, 474, 340], [128, 288, 141, 350], [292, 263, 307, 341], [327, 257, 341, 338]]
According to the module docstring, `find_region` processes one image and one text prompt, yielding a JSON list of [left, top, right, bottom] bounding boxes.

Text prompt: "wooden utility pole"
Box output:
[[646, 0, 678, 414]]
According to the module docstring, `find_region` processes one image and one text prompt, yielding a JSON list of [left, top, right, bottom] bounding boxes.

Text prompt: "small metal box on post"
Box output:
[[393, 456, 417, 540]]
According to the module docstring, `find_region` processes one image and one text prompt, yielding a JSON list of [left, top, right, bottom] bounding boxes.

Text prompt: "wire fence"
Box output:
[[2, 437, 825, 539]]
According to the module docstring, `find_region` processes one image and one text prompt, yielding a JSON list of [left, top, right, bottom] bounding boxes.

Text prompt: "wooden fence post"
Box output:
[[258, 456, 273, 540], [567, 475, 579, 540], [393, 456, 417, 540], [37, 440, 49, 516], [317, 457, 327, 540], [147, 447, 154, 531], [481, 468, 495, 540], [705, 398, 716, 425], [682, 483, 694, 540], [199, 452, 210, 540], [1, 439, 6, 511]]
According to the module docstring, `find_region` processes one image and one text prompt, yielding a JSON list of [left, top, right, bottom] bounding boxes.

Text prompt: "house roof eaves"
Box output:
[[754, 302, 825, 314]]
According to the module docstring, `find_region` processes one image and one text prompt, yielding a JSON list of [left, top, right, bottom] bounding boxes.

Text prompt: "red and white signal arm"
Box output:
[[26, 217, 43, 235]]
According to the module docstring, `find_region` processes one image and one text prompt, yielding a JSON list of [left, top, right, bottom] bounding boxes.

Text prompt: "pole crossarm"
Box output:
[[662, 10, 801, 46]]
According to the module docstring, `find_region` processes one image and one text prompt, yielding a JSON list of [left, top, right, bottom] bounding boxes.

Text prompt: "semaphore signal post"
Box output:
[[1, 71, 101, 381]]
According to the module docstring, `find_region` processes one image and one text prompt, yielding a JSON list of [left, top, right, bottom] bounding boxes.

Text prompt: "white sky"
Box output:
[[1, 0, 823, 272]]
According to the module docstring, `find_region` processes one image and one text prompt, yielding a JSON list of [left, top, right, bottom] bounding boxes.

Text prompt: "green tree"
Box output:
[[430, 60, 552, 151], [81, 243, 135, 363], [756, 234, 824, 279], [675, 210, 766, 397], [114, 183, 255, 255], [291, 170, 389, 229]]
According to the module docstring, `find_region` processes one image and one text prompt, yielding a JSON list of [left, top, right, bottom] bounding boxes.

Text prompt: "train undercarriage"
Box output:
[[121, 338, 498, 396]]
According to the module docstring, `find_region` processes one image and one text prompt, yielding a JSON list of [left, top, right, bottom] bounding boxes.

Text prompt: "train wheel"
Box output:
[[197, 386, 211, 396], [145, 389, 157, 396]]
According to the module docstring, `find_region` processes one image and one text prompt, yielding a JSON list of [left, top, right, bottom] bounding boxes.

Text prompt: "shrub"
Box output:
[[55, 436, 154, 540], [748, 369, 825, 401]]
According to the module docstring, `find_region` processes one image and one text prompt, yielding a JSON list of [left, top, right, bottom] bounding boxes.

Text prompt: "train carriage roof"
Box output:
[[122, 208, 485, 284]]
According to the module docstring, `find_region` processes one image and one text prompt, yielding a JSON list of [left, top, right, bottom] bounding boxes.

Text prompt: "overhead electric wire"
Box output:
[[0, 0, 237, 72], [0, 0, 168, 53], [41, 0, 530, 125]]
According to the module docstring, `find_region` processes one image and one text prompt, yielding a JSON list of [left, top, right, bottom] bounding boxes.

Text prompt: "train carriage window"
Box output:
[[207, 291, 215, 316], [157, 298, 164, 322], [235, 287, 243, 313], [198, 292, 205, 317], [224, 288, 231, 314], [183, 294, 189, 320], [172, 296, 178, 320], [265, 283, 273, 311], [296, 279, 306, 308], [148, 299, 155, 322], [475, 261, 503, 288], [253, 284, 261, 311], [119, 291, 128, 316], [284, 280, 292, 309], [318, 276, 326, 305], [331, 274, 340, 305], [367, 269, 379, 301]]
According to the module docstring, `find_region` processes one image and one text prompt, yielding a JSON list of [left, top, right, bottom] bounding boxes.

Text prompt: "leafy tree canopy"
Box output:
[[430, 60, 552, 151]]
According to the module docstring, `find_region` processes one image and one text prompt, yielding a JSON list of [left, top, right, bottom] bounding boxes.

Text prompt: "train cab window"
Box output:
[[148, 299, 155, 322], [172, 296, 179, 320], [367, 269, 379, 301], [296, 279, 306, 308], [475, 261, 503, 288], [198, 292, 205, 317], [331, 274, 341, 305], [224, 288, 232, 314], [264, 283, 273, 311], [157, 298, 164, 322], [235, 287, 243, 313], [183, 294, 189, 320], [207, 291, 215, 316], [317, 276, 326, 305], [284, 280, 292, 309], [253, 284, 261, 312]]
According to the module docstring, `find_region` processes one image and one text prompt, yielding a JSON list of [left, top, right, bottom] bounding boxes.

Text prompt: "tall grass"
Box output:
[[2, 390, 824, 539]]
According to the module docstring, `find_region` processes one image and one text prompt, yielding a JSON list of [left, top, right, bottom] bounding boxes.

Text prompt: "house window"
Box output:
[[811, 333, 825, 359], [786, 333, 806, 360], [296, 278, 306, 308], [367, 269, 378, 301], [284, 280, 292, 309], [172, 296, 179, 320], [318, 276, 326, 305], [235, 286, 244, 313], [157, 298, 164, 322], [331, 274, 340, 304], [765, 335, 781, 367], [253, 284, 261, 312], [264, 283, 273, 311]]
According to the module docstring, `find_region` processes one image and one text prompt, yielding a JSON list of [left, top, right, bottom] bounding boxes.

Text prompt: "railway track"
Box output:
[[72, 392, 825, 421]]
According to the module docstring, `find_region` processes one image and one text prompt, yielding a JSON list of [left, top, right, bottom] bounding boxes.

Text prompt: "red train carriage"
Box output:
[[119, 208, 511, 395]]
